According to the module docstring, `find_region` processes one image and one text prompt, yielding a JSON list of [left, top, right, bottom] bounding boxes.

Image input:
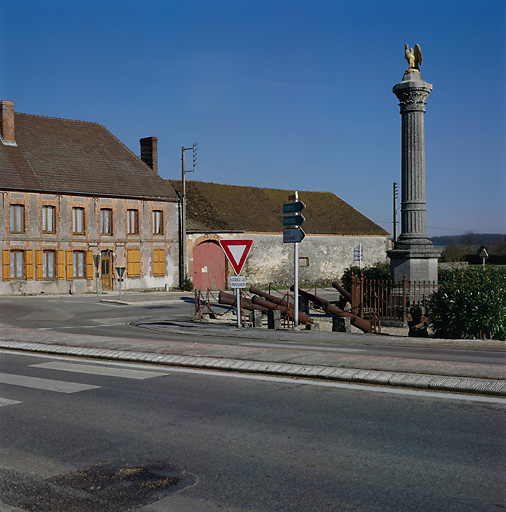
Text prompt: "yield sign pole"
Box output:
[[219, 239, 253, 328]]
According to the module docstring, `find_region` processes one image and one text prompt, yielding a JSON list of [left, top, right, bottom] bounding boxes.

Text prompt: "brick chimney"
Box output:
[[140, 137, 158, 174], [0, 100, 15, 144]]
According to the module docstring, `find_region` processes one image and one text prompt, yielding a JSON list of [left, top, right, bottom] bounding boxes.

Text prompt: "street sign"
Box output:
[[229, 276, 246, 288], [283, 201, 306, 214], [283, 227, 306, 243], [219, 239, 253, 276], [116, 266, 126, 278], [283, 214, 305, 227]]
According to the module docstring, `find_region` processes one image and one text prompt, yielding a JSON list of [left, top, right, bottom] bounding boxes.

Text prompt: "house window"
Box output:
[[100, 209, 112, 235], [153, 249, 165, 276], [42, 251, 55, 279], [72, 207, 85, 234], [10, 205, 24, 233], [153, 210, 163, 235], [127, 209, 139, 235], [73, 251, 85, 278], [10, 251, 24, 279], [127, 249, 141, 277], [42, 205, 56, 233]]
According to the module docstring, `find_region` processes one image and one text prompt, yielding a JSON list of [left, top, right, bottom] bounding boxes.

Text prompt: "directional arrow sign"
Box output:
[[283, 228, 306, 243], [283, 201, 306, 214], [219, 239, 253, 276], [283, 214, 305, 227]]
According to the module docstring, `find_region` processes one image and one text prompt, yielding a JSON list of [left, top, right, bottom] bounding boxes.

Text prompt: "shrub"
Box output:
[[341, 262, 391, 291], [428, 267, 506, 340]]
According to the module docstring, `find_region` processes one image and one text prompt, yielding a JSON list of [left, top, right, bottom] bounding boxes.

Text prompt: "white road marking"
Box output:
[[0, 397, 21, 407], [30, 361, 168, 380], [2, 351, 504, 405], [241, 341, 364, 352], [37, 322, 126, 330], [0, 373, 100, 393]]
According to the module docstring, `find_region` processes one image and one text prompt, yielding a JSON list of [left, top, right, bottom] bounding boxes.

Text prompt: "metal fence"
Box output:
[[351, 275, 438, 324]]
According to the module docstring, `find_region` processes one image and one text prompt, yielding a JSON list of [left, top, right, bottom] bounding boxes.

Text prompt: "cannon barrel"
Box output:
[[218, 291, 269, 313], [291, 286, 372, 333], [249, 287, 291, 308], [331, 281, 352, 303], [251, 295, 311, 325]]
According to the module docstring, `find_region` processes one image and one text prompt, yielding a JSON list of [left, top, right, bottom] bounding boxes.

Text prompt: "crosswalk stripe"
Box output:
[[0, 373, 100, 393], [0, 397, 21, 407], [30, 362, 168, 380]]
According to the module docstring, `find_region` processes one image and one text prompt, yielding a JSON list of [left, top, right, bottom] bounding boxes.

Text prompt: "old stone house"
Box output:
[[169, 180, 391, 290], [0, 100, 179, 295]]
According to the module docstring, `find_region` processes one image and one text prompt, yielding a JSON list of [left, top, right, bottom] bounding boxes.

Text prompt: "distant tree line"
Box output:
[[432, 233, 506, 264]]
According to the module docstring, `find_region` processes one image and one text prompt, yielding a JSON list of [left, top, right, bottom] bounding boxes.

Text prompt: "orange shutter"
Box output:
[[2, 250, 10, 282], [57, 250, 65, 280], [153, 249, 165, 277], [127, 249, 140, 277], [66, 251, 73, 280], [35, 250, 43, 280], [26, 250, 34, 280], [86, 251, 94, 280]]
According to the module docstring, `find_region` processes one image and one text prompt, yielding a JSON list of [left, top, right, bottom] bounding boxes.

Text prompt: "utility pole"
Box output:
[[180, 143, 197, 289], [393, 182, 398, 243]]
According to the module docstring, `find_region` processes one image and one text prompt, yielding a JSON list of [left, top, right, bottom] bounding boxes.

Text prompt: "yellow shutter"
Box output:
[[86, 251, 94, 279], [26, 250, 34, 280], [153, 249, 165, 277], [35, 250, 43, 280], [127, 249, 140, 277], [66, 251, 73, 280], [2, 250, 10, 282], [57, 250, 65, 280]]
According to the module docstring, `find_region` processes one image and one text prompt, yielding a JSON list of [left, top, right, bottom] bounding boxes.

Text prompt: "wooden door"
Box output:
[[192, 241, 226, 291], [101, 250, 112, 290]]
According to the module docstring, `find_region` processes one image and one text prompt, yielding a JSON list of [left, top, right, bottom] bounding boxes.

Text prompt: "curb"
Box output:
[[1, 340, 505, 397]]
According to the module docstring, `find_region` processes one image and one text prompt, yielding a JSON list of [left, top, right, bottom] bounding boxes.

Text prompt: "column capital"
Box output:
[[393, 71, 432, 113]]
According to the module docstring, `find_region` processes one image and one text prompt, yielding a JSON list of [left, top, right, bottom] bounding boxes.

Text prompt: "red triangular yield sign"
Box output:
[[219, 239, 253, 276]]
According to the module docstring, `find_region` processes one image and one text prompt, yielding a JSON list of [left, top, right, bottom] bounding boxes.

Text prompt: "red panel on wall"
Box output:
[[193, 241, 226, 291]]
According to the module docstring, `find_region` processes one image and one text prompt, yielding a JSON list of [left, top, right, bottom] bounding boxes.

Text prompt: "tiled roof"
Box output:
[[168, 180, 389, 236], [0, 113, 178, 200]]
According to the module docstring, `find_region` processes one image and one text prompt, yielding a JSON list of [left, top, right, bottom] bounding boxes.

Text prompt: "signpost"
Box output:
[[283, 194, 306, 328], [219, 239, 253, 328], [479, 247, 489, 269], [116, 266, 126, 300], [353, 243, 364, 269]]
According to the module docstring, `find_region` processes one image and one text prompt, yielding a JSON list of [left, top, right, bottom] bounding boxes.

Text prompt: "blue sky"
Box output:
[[2, 0, 505, 236]]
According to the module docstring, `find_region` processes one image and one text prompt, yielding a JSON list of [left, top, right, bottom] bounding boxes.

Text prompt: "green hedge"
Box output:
[[428, 267, 506, 340], [340, 262, 391, 291]]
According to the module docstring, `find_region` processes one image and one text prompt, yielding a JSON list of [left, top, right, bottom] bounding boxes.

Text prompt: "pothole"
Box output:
[[0, 460, 196, 511]]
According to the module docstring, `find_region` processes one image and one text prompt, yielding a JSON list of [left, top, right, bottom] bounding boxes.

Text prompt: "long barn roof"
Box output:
[[169, 180, 389, 236]]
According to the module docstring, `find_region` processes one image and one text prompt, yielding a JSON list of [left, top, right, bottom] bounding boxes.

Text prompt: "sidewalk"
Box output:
[[0, 293, 505, 397]]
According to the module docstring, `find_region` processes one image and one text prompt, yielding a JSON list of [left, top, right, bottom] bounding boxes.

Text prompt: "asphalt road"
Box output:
[[0, 295, 504, 368], [1, 351, 505, 511]]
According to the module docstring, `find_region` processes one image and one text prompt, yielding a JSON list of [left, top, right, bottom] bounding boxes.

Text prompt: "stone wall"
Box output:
[[188, 231, 391, 288]]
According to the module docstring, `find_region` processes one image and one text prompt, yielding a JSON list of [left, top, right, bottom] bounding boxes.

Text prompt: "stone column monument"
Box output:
[[388, 44, 440, 283]]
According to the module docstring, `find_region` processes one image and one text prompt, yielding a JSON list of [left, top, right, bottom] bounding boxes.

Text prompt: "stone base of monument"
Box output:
[[388, 244, 441, 283]]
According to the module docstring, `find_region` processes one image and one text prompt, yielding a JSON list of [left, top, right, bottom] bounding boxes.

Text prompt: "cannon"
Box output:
[[250, 295, 312, 325], [218, 291, 269, 314], [331, 281, 352, 305], [291, 286, 372, 333]]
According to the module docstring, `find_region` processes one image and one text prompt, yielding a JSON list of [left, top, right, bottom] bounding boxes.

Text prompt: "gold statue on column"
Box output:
[[405, 44, 423, 70]]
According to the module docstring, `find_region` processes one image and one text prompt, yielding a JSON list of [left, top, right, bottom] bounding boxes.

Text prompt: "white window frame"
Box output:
[[72, 207, 85, 234], [10, 205, 24, 233], [42, 205, 55, 233]]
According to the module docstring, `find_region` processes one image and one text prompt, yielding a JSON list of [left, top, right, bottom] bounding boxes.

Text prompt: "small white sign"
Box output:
[[229, 276, 246, 289]]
